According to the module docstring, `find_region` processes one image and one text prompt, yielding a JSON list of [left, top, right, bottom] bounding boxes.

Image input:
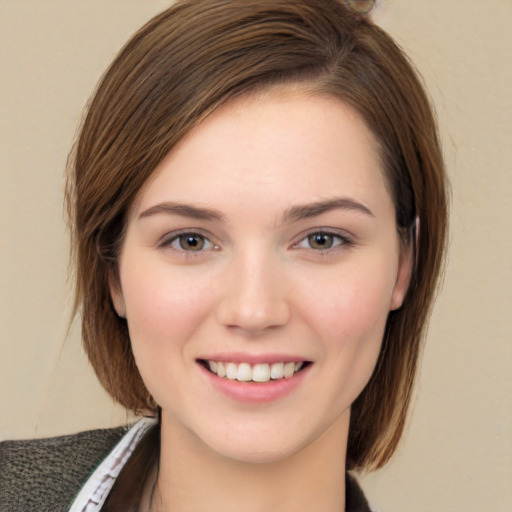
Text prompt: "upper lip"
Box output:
[[196, 353, 310, 365]]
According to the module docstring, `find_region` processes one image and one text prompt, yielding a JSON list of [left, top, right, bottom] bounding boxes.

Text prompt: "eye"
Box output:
[[295, 231, 349, 251], [165, 232, 216, 252]]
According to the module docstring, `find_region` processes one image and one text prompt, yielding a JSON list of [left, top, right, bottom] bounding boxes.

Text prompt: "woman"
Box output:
[[0, 0, 447, 510]]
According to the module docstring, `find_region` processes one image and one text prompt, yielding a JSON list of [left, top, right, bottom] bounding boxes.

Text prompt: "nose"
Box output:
[[215, 250, 291, 334]]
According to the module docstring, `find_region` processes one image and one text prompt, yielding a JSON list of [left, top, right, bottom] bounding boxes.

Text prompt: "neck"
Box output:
[[151, 412, 349, 512]]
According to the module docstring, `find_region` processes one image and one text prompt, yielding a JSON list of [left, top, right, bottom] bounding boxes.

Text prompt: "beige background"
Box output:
[[1, 1, 511, 511]]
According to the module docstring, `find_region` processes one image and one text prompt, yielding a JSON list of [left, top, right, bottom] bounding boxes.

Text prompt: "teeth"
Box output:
[[270, 362, 284, 379], [284, 362, 295, 378], [226, 362, 238, 380], [237, 363, 252, 382], [204, 360, 306, 382], [217, 361, 226, 378], [252, 363, 271, 382]]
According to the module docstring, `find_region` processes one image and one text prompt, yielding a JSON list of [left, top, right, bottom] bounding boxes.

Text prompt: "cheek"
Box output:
[[120, 260, 216, 361], [304, 265, 395, 407], [298, 260, 395, 390], [301, 263, 394, 345], [120, 260, 220, 410]]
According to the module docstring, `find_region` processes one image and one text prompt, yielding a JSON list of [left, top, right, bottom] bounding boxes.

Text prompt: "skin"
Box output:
[[111, 90, 412, 512]]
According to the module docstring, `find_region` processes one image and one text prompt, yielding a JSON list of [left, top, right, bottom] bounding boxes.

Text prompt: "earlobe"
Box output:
[[109, 274, 126, 318], [390, 242, 414, 311], [390, 251, 412, 311], [390, 219, 417, 311]]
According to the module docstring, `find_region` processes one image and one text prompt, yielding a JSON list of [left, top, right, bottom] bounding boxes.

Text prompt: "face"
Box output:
[[111, 91, 412, 464]]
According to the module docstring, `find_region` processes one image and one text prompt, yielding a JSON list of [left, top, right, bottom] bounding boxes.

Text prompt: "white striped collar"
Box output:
[[69, 417, 157, 512]]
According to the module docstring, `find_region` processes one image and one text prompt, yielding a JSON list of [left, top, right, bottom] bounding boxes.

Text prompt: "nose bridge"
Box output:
[[216, 244, 291, 333]]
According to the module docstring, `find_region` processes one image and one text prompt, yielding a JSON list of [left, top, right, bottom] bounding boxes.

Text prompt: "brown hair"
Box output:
[[67, 0, 448, 472]]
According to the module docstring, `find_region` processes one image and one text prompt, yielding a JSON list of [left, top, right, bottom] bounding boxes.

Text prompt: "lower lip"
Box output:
[[198, 363, 311, 404]]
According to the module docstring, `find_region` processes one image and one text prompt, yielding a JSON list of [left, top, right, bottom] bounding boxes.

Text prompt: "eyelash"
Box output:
[[159, 229, 353, 256], [159, 230, 218, 255], [292, 230, 353, 253]]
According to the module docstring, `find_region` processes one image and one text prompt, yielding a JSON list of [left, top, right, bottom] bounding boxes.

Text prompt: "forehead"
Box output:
[[133, 90, 391, 220]]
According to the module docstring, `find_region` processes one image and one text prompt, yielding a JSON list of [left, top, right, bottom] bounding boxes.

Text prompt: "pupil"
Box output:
[[181, 234, 203, 250], [310, 233, 332, 249]]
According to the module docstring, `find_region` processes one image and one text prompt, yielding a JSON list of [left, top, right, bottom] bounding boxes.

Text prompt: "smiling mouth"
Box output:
[[198, 360, 311, 383]]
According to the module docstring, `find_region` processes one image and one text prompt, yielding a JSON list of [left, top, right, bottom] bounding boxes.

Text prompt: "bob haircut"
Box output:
[[67, 0, 448, 472]]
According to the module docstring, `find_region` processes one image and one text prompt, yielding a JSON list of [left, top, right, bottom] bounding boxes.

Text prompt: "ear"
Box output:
[[390, 219, 417, 311], [109, 272, 126, 318]]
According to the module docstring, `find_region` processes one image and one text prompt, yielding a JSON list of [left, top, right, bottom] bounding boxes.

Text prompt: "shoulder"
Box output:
[[0, 425, 128, 512], [346, 472, 374, 512]]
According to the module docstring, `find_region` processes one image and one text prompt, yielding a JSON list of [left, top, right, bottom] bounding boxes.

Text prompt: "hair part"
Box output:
[[67, 0, 448, 472]]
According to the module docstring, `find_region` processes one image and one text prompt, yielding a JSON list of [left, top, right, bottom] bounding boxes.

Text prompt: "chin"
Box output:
[[193, 414, 344, 467], [210, 438, 306, 465]]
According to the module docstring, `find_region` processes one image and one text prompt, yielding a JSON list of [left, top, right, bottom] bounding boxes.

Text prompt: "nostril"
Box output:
[[216, 294, 292, 333]]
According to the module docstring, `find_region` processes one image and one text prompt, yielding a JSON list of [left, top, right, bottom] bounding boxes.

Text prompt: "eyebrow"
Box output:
[[281, 197, 374, 223], [138, 197, 373, 224], [138, 202, 225, 222]]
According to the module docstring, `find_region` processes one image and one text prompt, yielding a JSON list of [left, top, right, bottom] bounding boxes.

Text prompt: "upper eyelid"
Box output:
[[156, 227, 354, 250], [158, 229, 217, 248], [291, 227, 354, 245]]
